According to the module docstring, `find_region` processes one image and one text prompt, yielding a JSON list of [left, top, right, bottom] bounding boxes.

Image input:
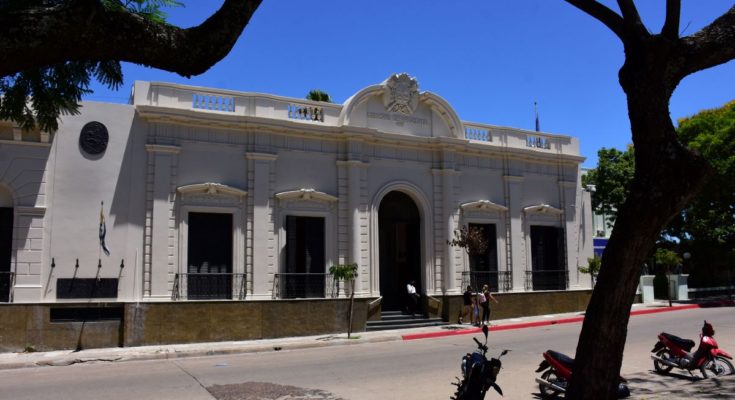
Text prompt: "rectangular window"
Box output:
[[187, 212, 233, 300], [468, 223, 498, 290], [530, 225, 566, 290], [283, 216, 325, 298]]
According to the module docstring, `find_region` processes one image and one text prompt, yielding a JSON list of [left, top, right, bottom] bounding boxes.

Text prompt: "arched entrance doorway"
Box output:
[[378, 191, 421, 311]]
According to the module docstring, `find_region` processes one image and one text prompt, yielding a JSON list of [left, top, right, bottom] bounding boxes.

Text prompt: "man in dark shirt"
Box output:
[[458, 285, 473, 324]]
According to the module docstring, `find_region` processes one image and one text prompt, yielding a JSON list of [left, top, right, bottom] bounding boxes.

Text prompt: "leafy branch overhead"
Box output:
[[447, 225, 488, 256], [0, 0, 262, 132]]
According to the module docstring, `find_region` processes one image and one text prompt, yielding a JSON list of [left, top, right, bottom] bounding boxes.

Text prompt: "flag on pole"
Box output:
[[534, 101, 540, 132], [99, 202, 110, 256]]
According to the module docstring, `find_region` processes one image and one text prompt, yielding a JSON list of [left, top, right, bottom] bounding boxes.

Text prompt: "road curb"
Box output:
[[402, 303, 714, 341]]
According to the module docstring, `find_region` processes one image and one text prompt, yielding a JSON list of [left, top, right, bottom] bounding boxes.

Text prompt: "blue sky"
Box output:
[[87, 1, 735, 168]]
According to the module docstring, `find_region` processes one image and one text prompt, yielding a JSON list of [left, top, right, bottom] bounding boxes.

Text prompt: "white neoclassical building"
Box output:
[[0, 74, 594, 311]]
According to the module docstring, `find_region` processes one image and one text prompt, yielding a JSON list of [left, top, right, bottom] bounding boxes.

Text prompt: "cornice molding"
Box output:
[[145, 144, 180, 154], [15, 206, 46, 216], [335, 160, 369, 168], [503, 175, 525, 183], [245, 152, 278, 161], [431, 168, 461, 176]]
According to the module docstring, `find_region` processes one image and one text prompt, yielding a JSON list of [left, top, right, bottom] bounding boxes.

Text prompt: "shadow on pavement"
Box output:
[[628, 370, 735, 399]]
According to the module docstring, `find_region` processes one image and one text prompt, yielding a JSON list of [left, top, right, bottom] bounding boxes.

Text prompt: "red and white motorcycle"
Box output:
[[651, 320, 734, 378]]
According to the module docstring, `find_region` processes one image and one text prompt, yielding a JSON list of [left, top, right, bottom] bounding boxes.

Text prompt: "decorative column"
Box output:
[[560, 180, 578, 288], [246, 152, 277, 299], [347, 160, 368, 291], [437, 149, 460, 293], [503, 175, 526, 291], [144, 144, 179, 299]]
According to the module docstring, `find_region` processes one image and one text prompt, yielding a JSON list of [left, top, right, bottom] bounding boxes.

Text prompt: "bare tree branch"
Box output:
[[675, 5, 735, 81], [564, 0, 626, 40], [661, 0, 681, 38], [0, 0, 263, 78], [616, 0, 647, 36]]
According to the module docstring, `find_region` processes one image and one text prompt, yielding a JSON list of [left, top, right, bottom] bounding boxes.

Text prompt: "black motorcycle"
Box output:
[[451, 324, 509, 400]]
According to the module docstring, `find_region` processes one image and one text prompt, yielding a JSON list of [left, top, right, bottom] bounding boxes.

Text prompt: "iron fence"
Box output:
[[0, 271, 13, 302], [525, 269, 568, 291], [274, 273, 336, 299], [460, 270, 512, 292], [172, 273, 246, 300]]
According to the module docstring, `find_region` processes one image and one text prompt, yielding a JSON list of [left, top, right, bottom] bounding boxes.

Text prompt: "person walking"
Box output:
[[458, 285, 473, 324], [480, 284, 499, 325]]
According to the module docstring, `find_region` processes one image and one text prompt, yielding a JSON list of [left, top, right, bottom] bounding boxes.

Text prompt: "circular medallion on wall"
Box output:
[[79, 121, 109, 155]]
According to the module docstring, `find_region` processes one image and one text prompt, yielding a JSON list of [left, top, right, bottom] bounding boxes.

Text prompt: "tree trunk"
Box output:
[[348, 278, 355, 339], [566, 54, 712, 399]]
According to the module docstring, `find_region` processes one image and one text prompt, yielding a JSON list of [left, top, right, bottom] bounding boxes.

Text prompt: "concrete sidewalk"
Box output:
[[1, 300, 728, 371]]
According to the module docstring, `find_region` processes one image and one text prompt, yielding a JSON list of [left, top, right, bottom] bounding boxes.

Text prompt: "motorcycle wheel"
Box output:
[[539, 370, 561, 398], [452, 374, 485, 400], [653, 349, 674, 374], [700, 356, 735, 378]]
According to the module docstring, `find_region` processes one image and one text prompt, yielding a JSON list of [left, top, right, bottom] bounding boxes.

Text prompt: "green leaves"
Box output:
[[1, 1, 181, 132], [0, 61, 123, 132], [582, 145, 635, 227], [447, 225, 488, 256], [329, 263, 358, 281], [102, 0, 184, 24], [654, 248, 681, 268], [579, 255, 601, 275], [306, 89, 333, 103]]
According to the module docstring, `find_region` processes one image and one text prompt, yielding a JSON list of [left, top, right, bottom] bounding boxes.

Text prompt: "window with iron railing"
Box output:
[[528, 226, 567, 290], [461, 270, 512, 293], [172, 272, 246, 300], [274, 272, 336, 299], [525, 270, 568, 291]]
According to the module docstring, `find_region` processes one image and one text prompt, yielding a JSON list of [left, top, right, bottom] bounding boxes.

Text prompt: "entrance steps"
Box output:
[[365, 310, 446, 332]]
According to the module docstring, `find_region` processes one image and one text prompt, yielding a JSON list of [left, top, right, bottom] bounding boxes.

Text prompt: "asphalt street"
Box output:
[[0, 306, 732, 399]]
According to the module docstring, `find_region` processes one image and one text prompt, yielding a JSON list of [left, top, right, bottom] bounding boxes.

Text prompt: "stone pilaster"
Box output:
[[246, 152, 277, 299], [503, 175, 525, 291], [144, 144, 179, 299]]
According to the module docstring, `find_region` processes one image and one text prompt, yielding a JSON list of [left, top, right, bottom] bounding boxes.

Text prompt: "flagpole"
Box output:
[[534, 101, 540, 132], [99, 201, 103, 269]]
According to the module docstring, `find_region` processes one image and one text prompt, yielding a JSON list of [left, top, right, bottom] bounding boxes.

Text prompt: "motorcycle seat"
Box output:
[[547, 350, 575, 368], [661, 333, 695, 352]]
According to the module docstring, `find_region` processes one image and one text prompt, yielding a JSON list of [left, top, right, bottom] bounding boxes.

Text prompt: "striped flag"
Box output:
[[99, 202, 110, 256]]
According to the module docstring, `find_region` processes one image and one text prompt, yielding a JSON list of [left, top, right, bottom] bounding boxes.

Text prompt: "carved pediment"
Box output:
[[275, 188, 338, 203], [523, 203, 563, 215], [177, 183, 247, 203], [460, 200, 508, 213]]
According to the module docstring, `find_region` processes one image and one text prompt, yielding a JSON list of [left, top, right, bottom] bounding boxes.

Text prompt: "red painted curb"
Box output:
[[402, 303, 714, 341]]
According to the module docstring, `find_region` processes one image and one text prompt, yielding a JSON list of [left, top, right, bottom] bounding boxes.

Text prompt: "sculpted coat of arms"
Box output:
[[382, 73, 419, 115]]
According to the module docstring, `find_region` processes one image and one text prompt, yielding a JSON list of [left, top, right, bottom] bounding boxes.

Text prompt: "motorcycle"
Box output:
[[651, 320, 734, 378], [451, 324, 509, 400], [535, 350, 630, 398]]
